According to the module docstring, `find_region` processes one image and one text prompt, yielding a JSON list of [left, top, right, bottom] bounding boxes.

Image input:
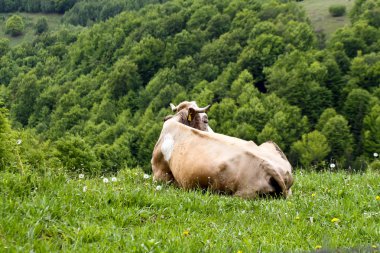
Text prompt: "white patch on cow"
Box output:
[[207, 126, 214, 133], [161, 134, 174, 161]]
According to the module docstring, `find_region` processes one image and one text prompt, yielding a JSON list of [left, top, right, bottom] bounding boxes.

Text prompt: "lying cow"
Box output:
[[151, 101, 293, 198]]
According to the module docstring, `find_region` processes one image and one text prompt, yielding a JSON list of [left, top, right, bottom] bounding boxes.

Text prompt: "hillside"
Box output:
[[1, 0, 380, 174], [299, 0, 354, 39], [1, 1, 380, 251], [0, 13, 66, 47]]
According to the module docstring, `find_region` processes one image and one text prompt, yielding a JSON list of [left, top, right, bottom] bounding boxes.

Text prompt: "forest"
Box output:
[[1, 0, 380, 175]]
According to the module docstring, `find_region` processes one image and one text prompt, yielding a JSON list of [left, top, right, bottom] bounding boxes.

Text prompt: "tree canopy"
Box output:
[[1, 0, 379, 173]]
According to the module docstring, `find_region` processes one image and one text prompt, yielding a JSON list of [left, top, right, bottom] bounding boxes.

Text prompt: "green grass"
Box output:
[[0, 13, 64, 47], [0, 168, 379, 252], [299, 0, 354, 39]]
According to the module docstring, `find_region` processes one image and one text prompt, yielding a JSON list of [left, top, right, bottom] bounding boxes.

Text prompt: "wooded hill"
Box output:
[[1, 0, 379, 174]]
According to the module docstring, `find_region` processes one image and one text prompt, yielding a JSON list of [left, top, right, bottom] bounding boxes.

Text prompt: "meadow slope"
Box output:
[[0, 13, 71, 47], [1, 169, 379, 252], [299, 0, 354, 39]]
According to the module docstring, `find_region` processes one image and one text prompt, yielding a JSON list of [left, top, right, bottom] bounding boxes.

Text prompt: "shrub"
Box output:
[[369, 160, 380, 171], [54, 135, 101, 174], [329, 5, 346, 17], [35, 17, 48, 35], [291, 130, 331, 168], [5, 15, 25, 37], [0, 38, 10, 57], [0, 104, 15, 170]]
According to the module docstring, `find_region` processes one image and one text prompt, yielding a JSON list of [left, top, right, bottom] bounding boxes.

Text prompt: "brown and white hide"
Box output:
[[151, 104, 293, 199]]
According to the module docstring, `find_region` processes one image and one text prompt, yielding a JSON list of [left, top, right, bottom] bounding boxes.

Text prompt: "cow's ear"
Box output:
[[187, 108, 196, 122], [164, 115, 173, 122]]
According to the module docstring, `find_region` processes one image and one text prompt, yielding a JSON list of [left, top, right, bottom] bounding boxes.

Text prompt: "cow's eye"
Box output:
[[203, 117, 208, 123]]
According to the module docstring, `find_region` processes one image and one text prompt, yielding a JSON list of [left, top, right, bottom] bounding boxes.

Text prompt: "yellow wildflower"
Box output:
[[237, 251, 243, 253], [311, 193, 316, 197], [183, 230, 190, 236], [295, 216, 300, 220], [376, 196, 380, 201], [315, 245, 322, 250], [331, 217, 340, 223]]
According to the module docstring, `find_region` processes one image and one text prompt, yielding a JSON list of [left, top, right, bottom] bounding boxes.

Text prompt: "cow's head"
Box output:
[[164, 101, 213, 132]]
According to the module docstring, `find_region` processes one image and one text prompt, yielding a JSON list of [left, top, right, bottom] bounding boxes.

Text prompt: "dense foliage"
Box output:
[[35, 17, 49, 34], [5, 15, 25, 36], [0, 0, 78, 13], [0, 0, 379, 174], [62, 0, 170, 26]]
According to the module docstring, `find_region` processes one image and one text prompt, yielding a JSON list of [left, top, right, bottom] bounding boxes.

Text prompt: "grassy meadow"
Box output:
[[1, 168, 379, 252], [0, 13, 64, 47], [299, 0, 354, 39]]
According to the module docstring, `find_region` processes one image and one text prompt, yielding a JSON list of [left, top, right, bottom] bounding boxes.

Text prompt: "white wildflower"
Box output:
[[143, 174, 150, 179], [79, 174, 84, 179], [374, 152, 379, 158], [83, 186, 87, 192], [156, 185, 162, 191], [103, 178, 109, 183], [111, 177, 117, 182], [329, 163, 336, 169], [16, 139, 22, 145]]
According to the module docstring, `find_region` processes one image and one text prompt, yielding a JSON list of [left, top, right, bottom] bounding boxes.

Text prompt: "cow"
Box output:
[[151, 101, 293, 198]]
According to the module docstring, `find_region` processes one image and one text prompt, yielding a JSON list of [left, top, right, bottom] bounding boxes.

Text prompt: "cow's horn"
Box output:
[[170, 103, 177, 112], [194, 104, 211, 113]]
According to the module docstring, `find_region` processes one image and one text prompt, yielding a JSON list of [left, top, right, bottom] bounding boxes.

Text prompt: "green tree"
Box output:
[[200, 32, 242, 70], [129, 36, 165, 84], [257, 108, 308, 151], [348, 52, 380, 90], [208, 98, 238, 134], [187, 5, 218, 31], [0, 103, 15, 170], [5, 15, 25, 37], [282, 21, 316, 51], [291, 130, 331, 167], [231, 9, 259, 34], [329, 21, 380, 58], [206, 13, 231, 38], [238, 34, 285, 84], [100, 0, 125, 21], [350, 0, 380, 27], [54, 134, 101, 173], [108, 57, 142, 99], [229, 70, 255, 100], [265, 50, 332, 123], [321, 115, 353, 162], [343, 88, 372, 156], [363, 104, 380, 157], [35, 17, 48, 34], [0, 38, 10, 57], [8, 73, 40, 126], [316, 108, 337, 131]]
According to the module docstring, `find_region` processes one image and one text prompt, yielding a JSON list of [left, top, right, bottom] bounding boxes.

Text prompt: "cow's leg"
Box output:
[[151, 144, 175, 183], [234, 189, 258, 199], [152, 164, 175, 183]]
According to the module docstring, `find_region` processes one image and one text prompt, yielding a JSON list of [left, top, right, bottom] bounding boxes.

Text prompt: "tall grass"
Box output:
[[0, 168, 379, 252]]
